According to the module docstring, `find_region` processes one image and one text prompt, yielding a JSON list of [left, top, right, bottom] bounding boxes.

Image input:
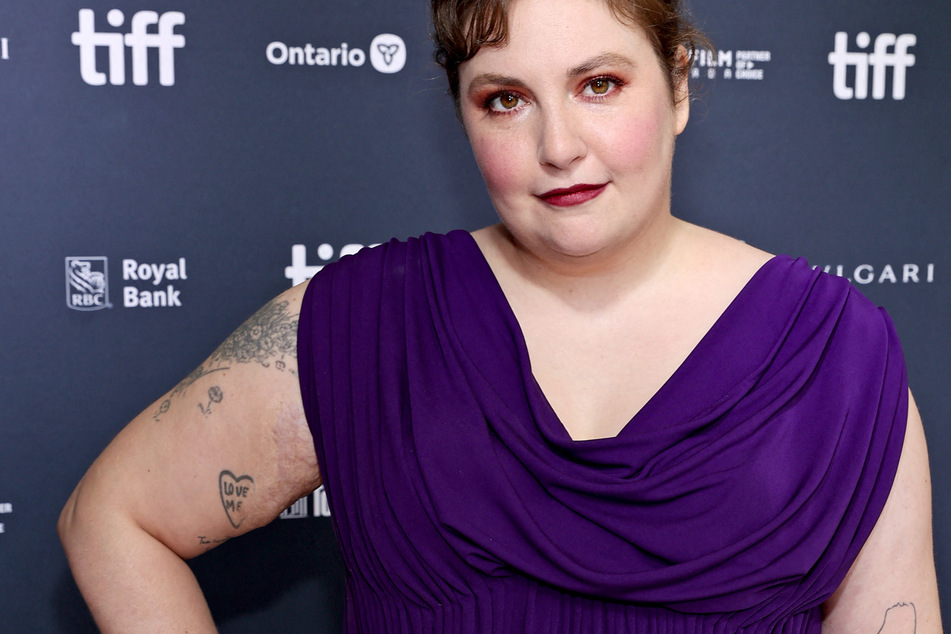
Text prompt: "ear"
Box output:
[[673, 45, 690, 135]]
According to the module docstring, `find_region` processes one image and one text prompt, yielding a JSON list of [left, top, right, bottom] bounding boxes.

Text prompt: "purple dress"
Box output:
[[297, 231, 907, 633]]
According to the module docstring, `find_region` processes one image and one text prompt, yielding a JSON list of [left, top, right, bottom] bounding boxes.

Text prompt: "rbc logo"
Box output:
[[828, 32, 916, 100], [71, 9, 185, 86], [66, 257, 111, 311]]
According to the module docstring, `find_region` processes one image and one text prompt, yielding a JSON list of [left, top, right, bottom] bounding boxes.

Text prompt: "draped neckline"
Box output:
[[298, 230, 908, 625], [455, 230, 786, 444]]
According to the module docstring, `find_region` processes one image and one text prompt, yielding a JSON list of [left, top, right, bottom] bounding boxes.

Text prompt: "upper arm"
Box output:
[[60, 280, 320, 559], [822, 391, 942, 633]]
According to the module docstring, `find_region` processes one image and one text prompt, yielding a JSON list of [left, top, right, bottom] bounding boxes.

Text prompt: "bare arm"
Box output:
[[822, 392, 942, 633], [58, 282, 320, 633]]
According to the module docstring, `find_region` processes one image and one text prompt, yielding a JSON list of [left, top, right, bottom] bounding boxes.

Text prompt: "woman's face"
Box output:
[[458, 0, 689, 263]]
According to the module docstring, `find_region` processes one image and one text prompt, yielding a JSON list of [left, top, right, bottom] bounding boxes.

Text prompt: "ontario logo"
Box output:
[[66, 256, 111, 311], [266, 33, 407, 74]]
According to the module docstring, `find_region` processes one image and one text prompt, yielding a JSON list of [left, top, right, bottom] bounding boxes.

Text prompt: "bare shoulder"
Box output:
[[671, 221, 773, 307], [470, 224, 506, 263], [679, 221, 773, 277]]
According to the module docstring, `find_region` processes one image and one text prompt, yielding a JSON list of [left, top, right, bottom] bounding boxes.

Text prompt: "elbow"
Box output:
[[57, 483, 83, 556]]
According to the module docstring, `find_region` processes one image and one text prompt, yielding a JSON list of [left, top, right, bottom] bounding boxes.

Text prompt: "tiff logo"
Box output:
[[71, 9, 185, 86], [285, 243, 376, 286], [828, 32, 916, 100]]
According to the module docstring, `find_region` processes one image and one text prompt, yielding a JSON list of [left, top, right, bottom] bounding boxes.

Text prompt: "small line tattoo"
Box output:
[[877, 602, 917, 634], [197, 535, 229, 552], [197, 385, 224, 416], [219, 470, 254, 529], [153, 366, 229, 421]]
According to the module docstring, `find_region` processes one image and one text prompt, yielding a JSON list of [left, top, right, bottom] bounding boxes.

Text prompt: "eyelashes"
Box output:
[[484, 91, 526, 113], [479, 75, 626, 116], [582, 76, 622, 96]]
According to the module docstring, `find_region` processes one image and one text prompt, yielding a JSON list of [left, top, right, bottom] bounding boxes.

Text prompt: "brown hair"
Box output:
[[431, 0, 709, 106]]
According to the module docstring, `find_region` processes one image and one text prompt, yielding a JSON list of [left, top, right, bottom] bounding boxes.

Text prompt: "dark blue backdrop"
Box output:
[[1, 1, 948, 631]]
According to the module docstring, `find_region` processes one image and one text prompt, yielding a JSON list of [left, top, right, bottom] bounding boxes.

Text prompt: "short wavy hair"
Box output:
[[431, 0, 709, 106]]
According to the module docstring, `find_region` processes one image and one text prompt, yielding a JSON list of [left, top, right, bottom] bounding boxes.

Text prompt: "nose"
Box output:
[[536, 105, 587, 170]]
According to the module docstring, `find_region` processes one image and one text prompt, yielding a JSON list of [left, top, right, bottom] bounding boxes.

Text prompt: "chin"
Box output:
[[538, 226, 622, 261]]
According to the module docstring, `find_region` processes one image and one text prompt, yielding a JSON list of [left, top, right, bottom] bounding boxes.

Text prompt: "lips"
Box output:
[[537, 183, 607, 207]]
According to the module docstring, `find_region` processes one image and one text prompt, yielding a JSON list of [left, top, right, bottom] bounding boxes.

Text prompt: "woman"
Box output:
[[58, 0, 940, 631]]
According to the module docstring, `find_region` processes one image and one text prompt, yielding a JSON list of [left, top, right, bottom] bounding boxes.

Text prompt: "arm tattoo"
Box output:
[[153, 365, 228, 421], [153, 299, 298, 421], [197, 535, 229, 552], [877, 602, 917, 634], [219, 470, 255, 529], [208, 299, 298, 368], [198, 385, 224, 416]]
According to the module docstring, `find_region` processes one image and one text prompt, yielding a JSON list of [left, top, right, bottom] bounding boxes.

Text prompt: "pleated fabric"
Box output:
[[297, 231, 907, 633]]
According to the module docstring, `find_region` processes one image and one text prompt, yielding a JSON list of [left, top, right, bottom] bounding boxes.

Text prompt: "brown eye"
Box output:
[[584, 77, 618, 96], [498, 93, 519, 109], [488, 91, 524, 112]]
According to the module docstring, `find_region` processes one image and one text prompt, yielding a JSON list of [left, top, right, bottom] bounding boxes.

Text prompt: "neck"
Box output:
[[484, 213, 686, 308]]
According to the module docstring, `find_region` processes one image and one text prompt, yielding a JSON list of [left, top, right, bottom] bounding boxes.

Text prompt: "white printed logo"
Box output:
[[266, 33, 406, 74], [1, 37, 9, 62], [828, 32, 916, 100], [819, 262, 934, 285], [280, 486, 331, 519], [66, 257, 111, 311], [266, 41, 365, 67], [369, 34, 406, 73], [692, 48, 773, 81], [66, 255, 190, 310], [71, 9, 185, 86], [122, 258, 187, 308], [285, 242, 377, 286], [0, 502, 10, 536]]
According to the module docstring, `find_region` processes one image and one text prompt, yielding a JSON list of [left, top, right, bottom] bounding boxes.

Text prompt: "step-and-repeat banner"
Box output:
[[1, 1, 948, 631]]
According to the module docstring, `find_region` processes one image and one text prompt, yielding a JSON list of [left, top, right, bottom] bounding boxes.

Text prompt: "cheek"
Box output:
[[597, 110, 668, 174], [469, 133, 526, 197]]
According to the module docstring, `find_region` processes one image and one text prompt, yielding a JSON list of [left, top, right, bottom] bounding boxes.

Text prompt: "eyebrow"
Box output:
[[466, 73, 528, 96], [567, 52, 637, 77], [465, 52, 638, 97]]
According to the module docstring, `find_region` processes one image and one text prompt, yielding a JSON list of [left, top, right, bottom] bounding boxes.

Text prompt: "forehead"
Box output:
[[459, 0, 654, 82]]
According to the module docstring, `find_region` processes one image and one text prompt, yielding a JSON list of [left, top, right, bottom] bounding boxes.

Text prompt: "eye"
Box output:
[[582, 76, 621, 97], [486, 91, 525, 112]]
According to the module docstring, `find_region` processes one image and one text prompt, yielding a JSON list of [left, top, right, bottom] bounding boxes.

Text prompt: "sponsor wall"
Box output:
[[0, 1, 948, 631]]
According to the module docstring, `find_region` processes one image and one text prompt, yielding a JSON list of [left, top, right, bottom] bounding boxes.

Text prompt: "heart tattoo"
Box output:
[[219, 470, 254, 528]]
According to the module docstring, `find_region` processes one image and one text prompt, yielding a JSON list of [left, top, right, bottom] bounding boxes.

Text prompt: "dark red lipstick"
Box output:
[[537, 183, 607, 207]]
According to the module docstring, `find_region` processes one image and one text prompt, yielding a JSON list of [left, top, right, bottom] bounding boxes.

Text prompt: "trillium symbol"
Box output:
[[377, 43, 400, 65]]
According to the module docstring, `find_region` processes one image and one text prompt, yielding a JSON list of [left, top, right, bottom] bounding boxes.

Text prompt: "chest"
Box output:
[[517, 298, 719, 441]]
